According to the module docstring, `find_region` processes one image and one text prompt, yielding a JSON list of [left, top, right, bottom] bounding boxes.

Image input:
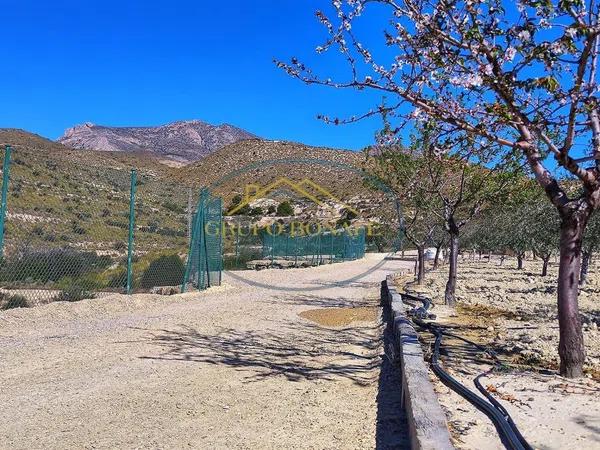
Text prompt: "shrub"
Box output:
[[56, 284, 95, 302], [227, 194, 250, 215], [43, 233, 57, 242], [113, 241, 127, 251], [32, 225, 44, 236], [0, 248, 112, 283], [106, 268, 127, 288], [336, 208, 358, 228], [276, 201, 294, 216], [71, 223, 86, 235], [163, 201, 185, 214], [57, 273, 104, 291], [249, 206, 264, 217], [140, 254, 185, 288], [1, 294, 29, 310]]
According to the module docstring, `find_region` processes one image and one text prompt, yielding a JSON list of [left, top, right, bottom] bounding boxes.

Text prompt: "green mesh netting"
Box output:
[[182, 189, 223, 291], [261, 226, 365, 265]]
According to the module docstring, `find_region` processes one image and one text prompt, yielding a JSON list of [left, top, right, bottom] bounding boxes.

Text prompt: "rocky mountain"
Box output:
[[58, 120, 257, 162]]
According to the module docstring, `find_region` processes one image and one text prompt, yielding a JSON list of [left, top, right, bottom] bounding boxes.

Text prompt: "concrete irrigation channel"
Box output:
[[0, 253, 421, 449]]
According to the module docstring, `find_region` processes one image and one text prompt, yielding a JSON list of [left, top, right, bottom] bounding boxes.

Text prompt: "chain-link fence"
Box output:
[[0, 145, 222, 311]]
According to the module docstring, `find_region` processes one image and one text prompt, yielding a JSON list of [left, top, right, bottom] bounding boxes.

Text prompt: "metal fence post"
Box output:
[[318, 232, 322, 265], [330, 233, 334, 263], [270, 223, 275, 266], [235, 219, 240, 268], [0, 145, 12, 259], [126, 169, 137, 294], [218, 197, 223, 285], [187, 187, 193, 245]]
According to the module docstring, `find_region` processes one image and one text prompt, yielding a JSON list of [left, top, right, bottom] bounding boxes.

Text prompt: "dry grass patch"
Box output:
[[299, 306, 379, 327]]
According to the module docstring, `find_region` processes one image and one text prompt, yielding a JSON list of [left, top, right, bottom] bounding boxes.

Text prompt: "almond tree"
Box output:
[[415, 126, 516, 304], [465, 185, 560, 274], [278, 0, 600, 377], [365, 142, 441, 283], [525, 199, 561, 276]]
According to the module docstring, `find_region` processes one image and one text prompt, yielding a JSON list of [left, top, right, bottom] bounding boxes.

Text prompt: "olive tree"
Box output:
[[467, 185, 560, 275]]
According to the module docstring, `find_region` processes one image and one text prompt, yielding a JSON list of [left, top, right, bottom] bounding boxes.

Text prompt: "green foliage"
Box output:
[[163, 201, 185, 214], [583, 211, 600, 252], [56, 284, 95, 302], [464, 183, 560, 258], [226, 194, 250, 215], [276, 200, 294, 216], [249, 206, 264, 216], [0, 293, 29, 310], [336, 208, 358, 228], [0, 249, 112, 284], [140, 254, 185, 288], [106, 267, 127, 288]]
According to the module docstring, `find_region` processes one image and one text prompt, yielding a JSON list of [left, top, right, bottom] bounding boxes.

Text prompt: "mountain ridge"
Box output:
[[57, 119, 257, 162]]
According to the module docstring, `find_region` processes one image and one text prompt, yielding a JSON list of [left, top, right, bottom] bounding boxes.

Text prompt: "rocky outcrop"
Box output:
[[58, 120, 257, 162]]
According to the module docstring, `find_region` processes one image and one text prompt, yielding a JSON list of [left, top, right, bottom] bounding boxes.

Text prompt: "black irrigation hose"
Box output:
[[474, 370, 532, 449], [402, 292, 533, 450]]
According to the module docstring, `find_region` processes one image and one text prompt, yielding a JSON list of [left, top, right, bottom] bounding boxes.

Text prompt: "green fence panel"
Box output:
[[260, 226, 365, 266], [182, 189, 223, 292]]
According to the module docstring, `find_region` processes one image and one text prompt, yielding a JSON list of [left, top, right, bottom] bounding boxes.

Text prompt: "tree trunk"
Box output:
[[499, 253, 505, 266], [433, 244, 441, 270], [541, 256, 550, 277], [517, 253, 524, 270], [444, 230, 459, 306], [416, 245, 425, 285], [556, 208, 588, 378], [579, 247, 593, 286]]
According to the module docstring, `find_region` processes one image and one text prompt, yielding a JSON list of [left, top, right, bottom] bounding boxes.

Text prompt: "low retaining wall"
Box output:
[[382, 274, 454, 450]]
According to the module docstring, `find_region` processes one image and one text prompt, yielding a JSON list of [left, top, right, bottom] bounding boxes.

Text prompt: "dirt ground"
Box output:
[[0, 254, 412, 450], [409, 257, 600, 450]]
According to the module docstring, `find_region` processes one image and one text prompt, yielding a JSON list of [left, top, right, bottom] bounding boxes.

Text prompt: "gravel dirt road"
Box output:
[[0, 254, 412, 450]]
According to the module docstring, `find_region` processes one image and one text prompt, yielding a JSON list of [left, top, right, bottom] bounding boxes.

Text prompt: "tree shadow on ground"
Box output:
[[135, 303, 409, 447], [574, 414, 600, 441], [266, 293, 376, 309], [137, 321, 382, 385]]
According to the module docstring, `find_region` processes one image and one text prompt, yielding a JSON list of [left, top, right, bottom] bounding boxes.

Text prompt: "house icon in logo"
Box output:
[[226, 177, 359, 218]]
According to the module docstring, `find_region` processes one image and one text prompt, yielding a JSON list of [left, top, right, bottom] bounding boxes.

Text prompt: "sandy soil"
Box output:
[[0, 254, 412, 450], [408, 258, 600, 450]]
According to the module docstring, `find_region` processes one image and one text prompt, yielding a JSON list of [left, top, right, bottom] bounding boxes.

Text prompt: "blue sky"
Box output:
[[0, 0, 386, 151]]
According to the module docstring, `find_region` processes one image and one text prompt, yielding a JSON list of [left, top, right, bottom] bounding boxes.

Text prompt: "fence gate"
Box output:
[[182, 189, 223, 291]]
